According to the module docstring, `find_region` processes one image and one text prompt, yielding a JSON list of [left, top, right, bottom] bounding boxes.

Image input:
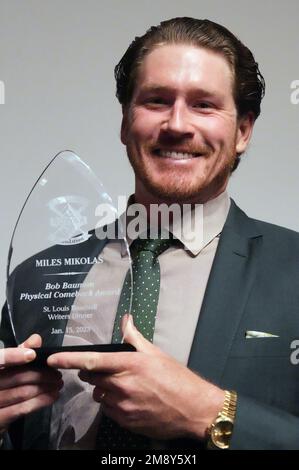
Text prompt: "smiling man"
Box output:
[[121, 43, 252, 206], [1, 17, 299, 451]]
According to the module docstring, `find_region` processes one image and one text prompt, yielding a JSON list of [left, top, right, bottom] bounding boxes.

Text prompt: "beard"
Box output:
[[126, 139, 238, 204]]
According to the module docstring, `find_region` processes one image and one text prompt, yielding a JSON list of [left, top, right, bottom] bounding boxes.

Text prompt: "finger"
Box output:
[[0, 367, 62, 391], [78, 371, 114, 391], [0, 390, 60, 430], [0, 348, 36, 367], [19, 334, 42, 349], [78, 369, 108, 384], [122, 315, 162, 355], [78, 370, 122, 393], [47, 351, 136, 373], [78, 370, 93, 383], [92, 389, 124, 408], [0, 381, 63, 408]]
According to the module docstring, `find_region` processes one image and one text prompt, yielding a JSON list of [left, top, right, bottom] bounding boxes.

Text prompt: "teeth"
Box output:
[[158, 150, 197, 159]]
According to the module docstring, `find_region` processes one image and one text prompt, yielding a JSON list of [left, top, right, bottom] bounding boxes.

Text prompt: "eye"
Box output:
[[144, 96, 170, 108], [193, 101, 214, 110]]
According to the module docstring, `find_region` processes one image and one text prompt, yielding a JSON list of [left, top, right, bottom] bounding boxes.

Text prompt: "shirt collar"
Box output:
[[119, 191, 230, 257], [175, 190, 230, 255]]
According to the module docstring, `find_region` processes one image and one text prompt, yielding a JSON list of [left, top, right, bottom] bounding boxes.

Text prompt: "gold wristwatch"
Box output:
[[206, 390, 237, 449]]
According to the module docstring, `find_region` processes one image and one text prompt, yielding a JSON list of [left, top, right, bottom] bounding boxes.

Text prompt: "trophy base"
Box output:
[[32, 343, 136, 367]]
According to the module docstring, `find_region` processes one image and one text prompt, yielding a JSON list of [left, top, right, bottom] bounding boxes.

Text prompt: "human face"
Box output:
[[121, 44, 254, 204]]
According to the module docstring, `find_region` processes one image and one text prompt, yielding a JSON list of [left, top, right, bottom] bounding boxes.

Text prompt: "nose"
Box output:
[[161, 101, 194, 137]]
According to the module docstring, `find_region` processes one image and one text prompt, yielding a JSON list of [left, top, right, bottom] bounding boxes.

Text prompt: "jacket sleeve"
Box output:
[[0, 302, 23, 450], [231, 394, 299, 449], [0, 302, 17, 348]]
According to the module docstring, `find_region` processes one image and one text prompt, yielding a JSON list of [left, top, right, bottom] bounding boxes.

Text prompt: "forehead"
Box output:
[[134, 44, 234, 98]]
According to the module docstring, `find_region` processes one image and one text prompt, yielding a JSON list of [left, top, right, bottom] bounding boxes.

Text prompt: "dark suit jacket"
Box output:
[[1, 200, 299, 449]]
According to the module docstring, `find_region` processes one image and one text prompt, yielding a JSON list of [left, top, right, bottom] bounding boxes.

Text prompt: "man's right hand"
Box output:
[[0, 334, 63, 434]]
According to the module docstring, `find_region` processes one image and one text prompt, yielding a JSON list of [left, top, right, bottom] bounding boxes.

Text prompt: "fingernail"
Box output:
[[47, 358, 55, 367], [24, 349, 36, 361]]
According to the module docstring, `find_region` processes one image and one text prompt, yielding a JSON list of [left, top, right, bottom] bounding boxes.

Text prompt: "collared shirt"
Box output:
[[50, 191, 230, 449]]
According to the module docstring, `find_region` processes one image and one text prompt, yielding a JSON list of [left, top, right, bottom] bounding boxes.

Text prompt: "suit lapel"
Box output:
[[187, 200, 263, 386]]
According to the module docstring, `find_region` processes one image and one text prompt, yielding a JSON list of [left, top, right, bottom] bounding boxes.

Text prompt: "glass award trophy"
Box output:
[[6, 151, 135, 365]]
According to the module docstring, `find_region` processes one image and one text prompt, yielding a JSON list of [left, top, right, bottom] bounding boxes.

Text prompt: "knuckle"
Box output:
[[18, 400, 34, 418], [0, 386, 31, 407], [129, 354, 146, 373], [2, 406, 19, 425], [110, 376, 124, 392], [118, 400, 134, 414], [19, 385, 37, 400], [113, 377, 132, 397], [85, 355, 99, 371], [114, 406, 137, 426], [127, 354, 140, 370]]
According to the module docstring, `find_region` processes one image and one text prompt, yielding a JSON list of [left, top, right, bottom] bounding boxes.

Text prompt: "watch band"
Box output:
[[221, 390, 237, 421], [206, 390, 237, 450]]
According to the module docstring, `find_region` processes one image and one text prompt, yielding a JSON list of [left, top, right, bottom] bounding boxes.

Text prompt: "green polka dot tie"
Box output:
[[96, 235, 175, 449]]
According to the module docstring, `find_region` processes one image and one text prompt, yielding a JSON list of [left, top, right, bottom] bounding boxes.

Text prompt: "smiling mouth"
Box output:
[[153, 149, 202, 160]]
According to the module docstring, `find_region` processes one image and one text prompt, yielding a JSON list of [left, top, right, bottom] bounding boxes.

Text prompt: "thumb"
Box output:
[[121, 314, 161, 355], [19, 333, 42, 349]]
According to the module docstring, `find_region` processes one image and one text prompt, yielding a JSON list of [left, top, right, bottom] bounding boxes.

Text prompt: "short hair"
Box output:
[[115, 17, 265, 171], [115, 17, 265, 119]]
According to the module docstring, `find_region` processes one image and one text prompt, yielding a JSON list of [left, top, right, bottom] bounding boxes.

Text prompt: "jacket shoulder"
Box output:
[[253, 217, 299, 244], [229, 199, 299, 245]]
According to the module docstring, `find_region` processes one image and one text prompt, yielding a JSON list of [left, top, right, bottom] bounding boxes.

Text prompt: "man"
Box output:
[[1, 17, 299, 450]]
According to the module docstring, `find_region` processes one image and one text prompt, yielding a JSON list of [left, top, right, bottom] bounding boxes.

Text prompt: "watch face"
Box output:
[[211, 420, 234, 449]]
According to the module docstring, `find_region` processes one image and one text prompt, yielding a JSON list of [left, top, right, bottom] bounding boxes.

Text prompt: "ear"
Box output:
[[235, 112, 255, 154], [121, 106, 129, 146]]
